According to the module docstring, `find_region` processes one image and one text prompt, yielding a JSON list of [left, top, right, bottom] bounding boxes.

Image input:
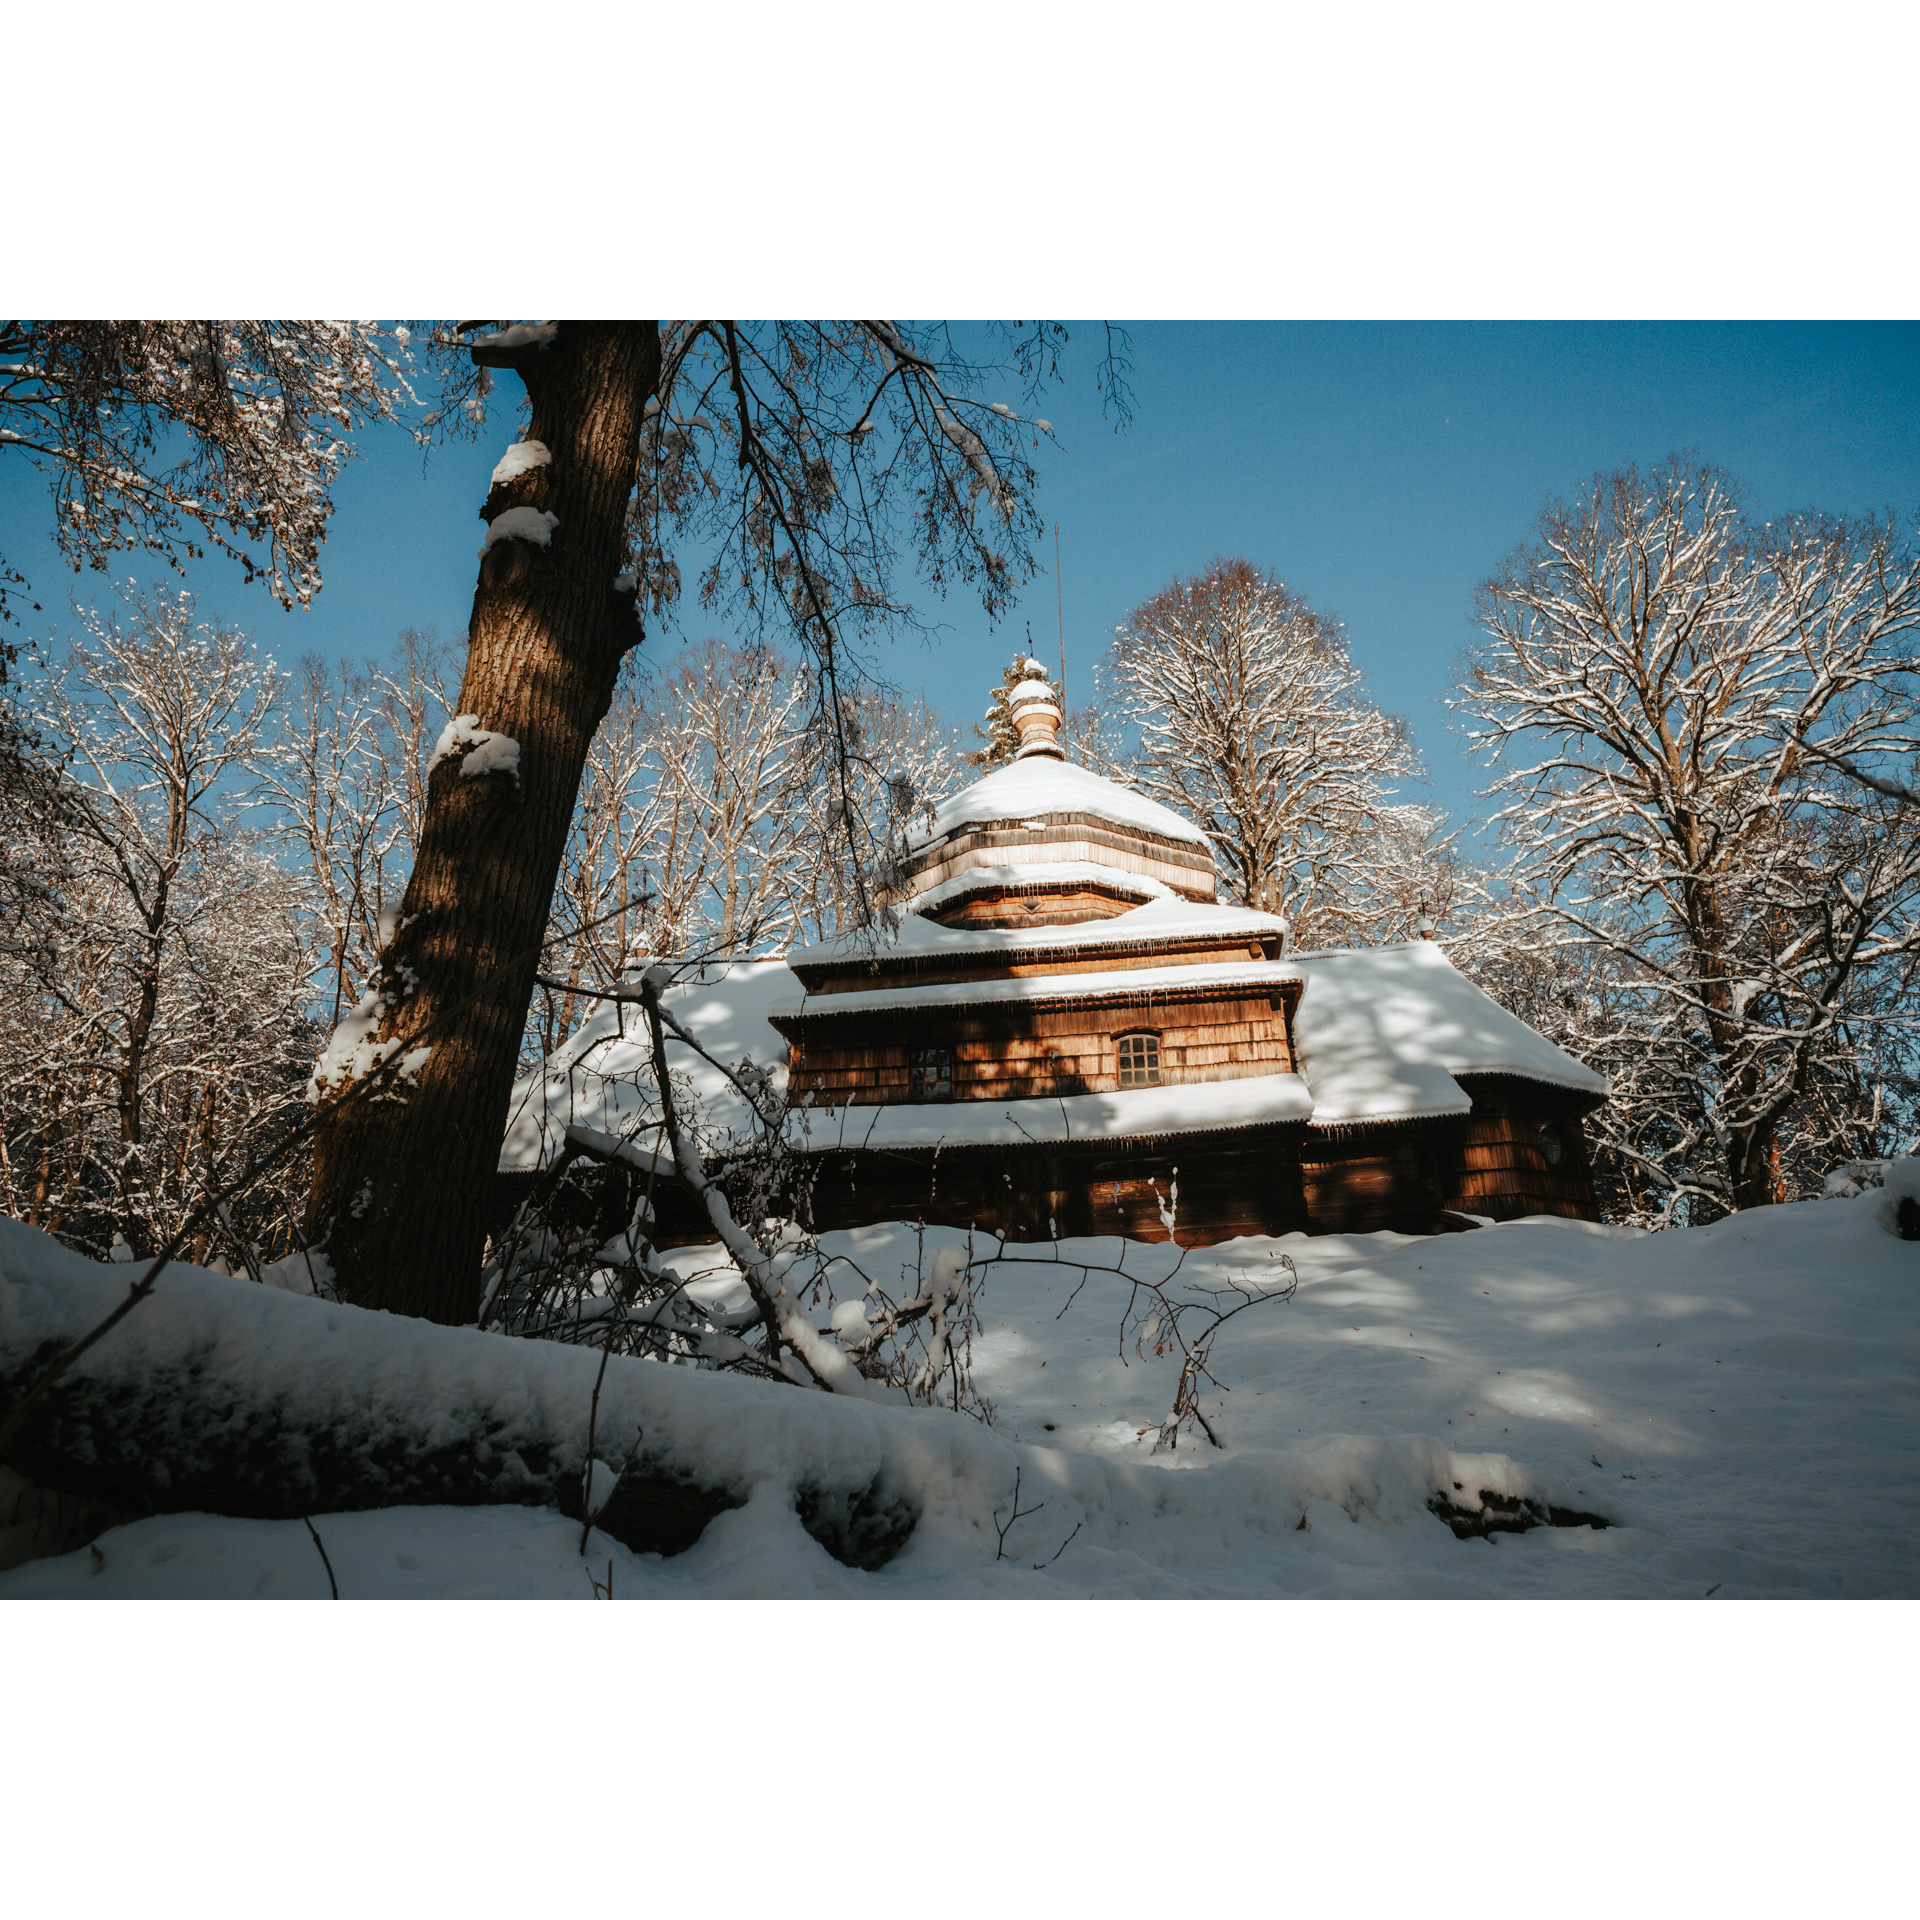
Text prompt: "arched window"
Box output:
[[1537, 1121, 1566, 1167], [1116, 1032, 1162, 1088]]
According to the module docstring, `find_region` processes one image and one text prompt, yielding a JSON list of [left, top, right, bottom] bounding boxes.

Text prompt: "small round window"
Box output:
[[1537, 1122, 1566, 1167]]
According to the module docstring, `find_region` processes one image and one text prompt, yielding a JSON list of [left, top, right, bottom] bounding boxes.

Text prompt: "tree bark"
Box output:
[[306, 323, 661, 1323]]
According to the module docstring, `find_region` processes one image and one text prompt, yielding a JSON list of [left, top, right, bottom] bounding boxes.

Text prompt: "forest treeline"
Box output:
[[5, 458, 1917, 1278]]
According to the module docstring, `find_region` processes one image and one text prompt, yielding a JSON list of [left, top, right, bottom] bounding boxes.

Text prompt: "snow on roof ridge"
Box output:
[[791, 895, 1288, 966]]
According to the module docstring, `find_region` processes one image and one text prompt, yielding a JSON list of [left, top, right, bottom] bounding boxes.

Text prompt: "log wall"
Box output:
[[797, 1085, 1600, 1246], [1299, 1126, 1453, 1236]]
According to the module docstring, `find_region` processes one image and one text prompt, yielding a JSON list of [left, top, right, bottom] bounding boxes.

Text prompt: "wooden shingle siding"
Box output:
[[787, 992, 1295, 1105], [1436, 1076, 1599, 1222], [900, 817, 1216, 900], [1300, 1127, 1452, 1236], [931, 883, 1161, 929], [1294, 1084, 1600, 1233]]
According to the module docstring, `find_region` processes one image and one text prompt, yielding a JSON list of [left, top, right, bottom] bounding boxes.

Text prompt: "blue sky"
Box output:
[[5, 321, 1914, 832]]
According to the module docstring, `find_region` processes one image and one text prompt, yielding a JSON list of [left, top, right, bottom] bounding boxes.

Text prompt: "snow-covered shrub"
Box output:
[[824, 1237, 992, 1420], [1822, 1160, 1888, 1201], [479, 1154, 762, 1367], [1823, 1154, 1920, 1239], [1865, 1157, 1920, 1242]]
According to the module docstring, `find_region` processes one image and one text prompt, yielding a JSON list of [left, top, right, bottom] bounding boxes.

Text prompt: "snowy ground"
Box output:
[[4, 1188, 1914, 1599]]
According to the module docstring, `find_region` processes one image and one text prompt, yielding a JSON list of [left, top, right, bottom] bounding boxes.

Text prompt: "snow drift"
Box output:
[[4, 1169, 1913, 1599]]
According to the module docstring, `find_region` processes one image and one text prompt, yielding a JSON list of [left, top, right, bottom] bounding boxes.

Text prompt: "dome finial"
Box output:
[[1009, 658, 1065, 761]]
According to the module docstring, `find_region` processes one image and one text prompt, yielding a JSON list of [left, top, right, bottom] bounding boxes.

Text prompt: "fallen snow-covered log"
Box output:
[[0, 1220, 915, 1568]]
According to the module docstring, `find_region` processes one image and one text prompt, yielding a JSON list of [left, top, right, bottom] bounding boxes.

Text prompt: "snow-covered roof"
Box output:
[[789, 895, 1289, 969], [502, 937, 1606, 1175], [499, 960, 793, 1174], [908, 756, 1212, 853], [796, 1071, 1314, 1152], [1290, 940, 1608, 1128]]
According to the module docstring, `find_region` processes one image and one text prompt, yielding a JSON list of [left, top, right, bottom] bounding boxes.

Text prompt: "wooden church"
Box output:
[[501, 662, 1609, 1246]]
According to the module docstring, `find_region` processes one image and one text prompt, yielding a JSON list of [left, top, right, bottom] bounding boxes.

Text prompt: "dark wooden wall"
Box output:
[[797, 1088, 1600, 1247], [499, 1087, 1600, 1257], [1437, 1077, 1599, 1222], [787, 990, 1295, 1107], [1298, 1088, 1599, 1234], [1299, 1126, 1453, 1236], [799, 1126, 1311, 1247]]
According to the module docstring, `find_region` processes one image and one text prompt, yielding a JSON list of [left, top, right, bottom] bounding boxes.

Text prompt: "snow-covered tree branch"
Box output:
[[0, 321, 432, 621]]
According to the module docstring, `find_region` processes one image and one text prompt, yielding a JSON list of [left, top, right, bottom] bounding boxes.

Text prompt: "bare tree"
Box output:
[[646, 639, 813, 954], [530, 640, 819, 1062], [0, 587, 314, 1258], [1459, 458, 1920, 1216], [1467, 921, 1920, 1226], [525, 646, 961, 1063], [364, 627, 458, 861], [1094, 557, 1421, 946], [1314, 803, 1492, 952], [254, 627, 460, 1034], [259, 655, 403, 1029], [528, 659, 667, 1060], [780, 679, 962, 944]]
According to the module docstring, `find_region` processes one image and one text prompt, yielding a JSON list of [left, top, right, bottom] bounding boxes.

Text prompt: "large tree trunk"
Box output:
[[306, 322, 661, 1323]]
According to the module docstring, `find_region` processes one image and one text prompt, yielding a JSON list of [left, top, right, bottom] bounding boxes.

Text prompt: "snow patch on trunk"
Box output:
[[481, 507, 558, 554], [471, 322, 557, 353], [489, 439, 551, 487], [428, 715, 521, 783]]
